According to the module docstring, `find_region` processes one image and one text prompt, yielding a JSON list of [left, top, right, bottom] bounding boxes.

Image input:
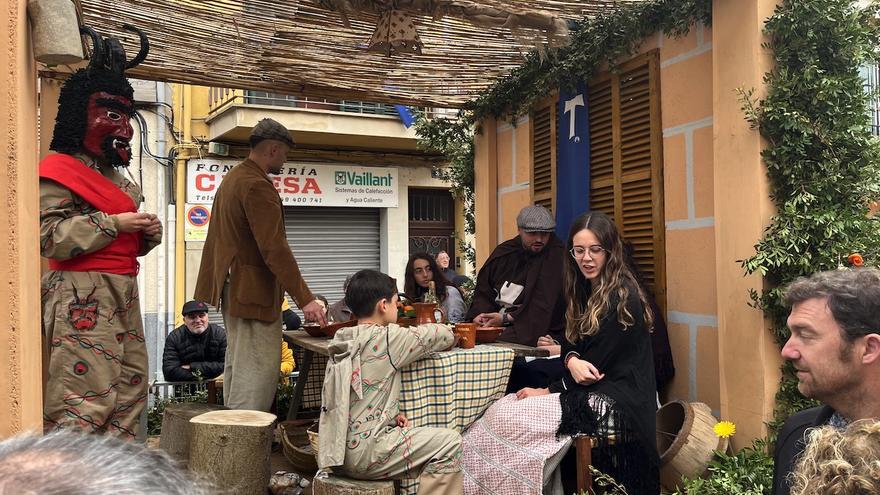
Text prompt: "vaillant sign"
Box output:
[[187, 160, 399, 208]]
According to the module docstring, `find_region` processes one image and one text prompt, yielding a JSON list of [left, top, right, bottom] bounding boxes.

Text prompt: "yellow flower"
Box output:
[[714, 420, 736, 439]]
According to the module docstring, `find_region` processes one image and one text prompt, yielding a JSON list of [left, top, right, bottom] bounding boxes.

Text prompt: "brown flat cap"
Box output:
[[251, 118, 295, 148]]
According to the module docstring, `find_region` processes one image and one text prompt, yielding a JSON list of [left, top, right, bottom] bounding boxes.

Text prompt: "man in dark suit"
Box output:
[[194, 118, 326, 411], [772, 268, 880, 494]]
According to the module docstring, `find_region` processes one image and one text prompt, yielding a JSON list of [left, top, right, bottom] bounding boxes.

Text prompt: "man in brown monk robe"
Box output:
[[466, 205, 566, 391]]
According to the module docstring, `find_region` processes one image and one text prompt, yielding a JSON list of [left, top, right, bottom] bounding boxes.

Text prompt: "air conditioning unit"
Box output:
[[208, 142, 229, 156]]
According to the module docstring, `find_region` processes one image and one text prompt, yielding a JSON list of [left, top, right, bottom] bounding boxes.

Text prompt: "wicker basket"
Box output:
[[307, 422, 320, 455], [279, 419, 318, 473]]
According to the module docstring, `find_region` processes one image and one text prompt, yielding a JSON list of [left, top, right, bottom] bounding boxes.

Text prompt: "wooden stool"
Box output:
[[189, 410, 276, 495], [312, 474, 396, 495], [206, 378, 220, 404], [158, 402, 229, 463]]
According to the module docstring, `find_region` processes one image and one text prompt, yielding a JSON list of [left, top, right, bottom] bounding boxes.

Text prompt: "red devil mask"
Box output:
[[83, 92, 134, 167]]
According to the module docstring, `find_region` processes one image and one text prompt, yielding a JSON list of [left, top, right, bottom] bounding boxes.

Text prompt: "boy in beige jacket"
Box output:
[[318, 269, 462, 494]]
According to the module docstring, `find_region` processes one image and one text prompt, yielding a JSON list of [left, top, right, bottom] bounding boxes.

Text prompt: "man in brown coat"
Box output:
[[195, 118, 326, 411]]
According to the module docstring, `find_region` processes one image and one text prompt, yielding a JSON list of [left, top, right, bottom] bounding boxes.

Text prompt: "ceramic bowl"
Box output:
[[321, 319, 358, 338], [476, 326, 503, 343], [303, 324, 324, 338]]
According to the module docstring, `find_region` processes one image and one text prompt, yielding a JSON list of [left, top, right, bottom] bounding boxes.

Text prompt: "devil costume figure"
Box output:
[[39, 25, 160, 438]]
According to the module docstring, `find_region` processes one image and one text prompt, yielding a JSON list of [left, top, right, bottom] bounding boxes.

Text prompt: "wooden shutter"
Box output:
[[531, 95, 558, 212], [588, 51, 666, 310], [589, 80, 615, 221]]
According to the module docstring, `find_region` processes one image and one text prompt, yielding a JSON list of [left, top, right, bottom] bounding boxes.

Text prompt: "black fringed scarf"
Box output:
[[557, 388, 659, 494], [550, 285, 660, 494]]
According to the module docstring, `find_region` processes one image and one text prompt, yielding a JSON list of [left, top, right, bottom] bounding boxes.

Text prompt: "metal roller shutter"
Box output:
[[283, 206, 381, 318], [205, 206, 381, 327], [207, 309, 225, 328]]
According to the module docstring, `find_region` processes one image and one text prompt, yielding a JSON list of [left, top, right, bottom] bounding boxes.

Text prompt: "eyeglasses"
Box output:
[[570, 245, 607, 259]]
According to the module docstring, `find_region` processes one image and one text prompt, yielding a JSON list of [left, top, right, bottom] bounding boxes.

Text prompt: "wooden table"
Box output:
[[487, 340, 550, 358], [282, 330, 545, 421]]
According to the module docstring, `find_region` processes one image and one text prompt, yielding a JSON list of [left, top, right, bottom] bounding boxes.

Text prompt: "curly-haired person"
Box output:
[[789, 420, 880, 495]]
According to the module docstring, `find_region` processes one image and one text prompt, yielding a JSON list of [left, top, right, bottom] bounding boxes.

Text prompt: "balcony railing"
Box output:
[[207, 87, 455, 121]]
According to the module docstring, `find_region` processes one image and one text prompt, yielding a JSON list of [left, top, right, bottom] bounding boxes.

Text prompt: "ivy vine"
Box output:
[[413, 111, 477, 270], [740, 0, 880, 431], [465, 0, 711, 122]]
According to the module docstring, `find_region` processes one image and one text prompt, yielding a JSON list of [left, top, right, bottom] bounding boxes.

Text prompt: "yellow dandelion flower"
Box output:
[[714, 420, 736, 439]]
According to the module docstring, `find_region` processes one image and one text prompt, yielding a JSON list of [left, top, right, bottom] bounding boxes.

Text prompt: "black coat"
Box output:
[[465, 235, 566, 346], [548, 284, 659, 494], [162, 323, 227, 381], [772, 405, 835, 495]]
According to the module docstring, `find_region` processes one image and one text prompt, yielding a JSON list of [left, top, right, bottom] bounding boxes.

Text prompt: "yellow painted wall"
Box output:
[[473, 19, 768, 436], [0, 0, 43, 435], [475, 23, 721, 409], [647, 23, 720, 417], [712, 0, 782, 446], [487, 116, 535, 246]]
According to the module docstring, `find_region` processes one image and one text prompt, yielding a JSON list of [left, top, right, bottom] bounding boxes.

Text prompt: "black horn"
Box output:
[[79, 26, 103, 70], [122, 24, 149, 69]]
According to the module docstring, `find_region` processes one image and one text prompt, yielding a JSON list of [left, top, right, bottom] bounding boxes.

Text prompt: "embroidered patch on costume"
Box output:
[[73, 361, 89, 375], [68, 287, 99, 331]]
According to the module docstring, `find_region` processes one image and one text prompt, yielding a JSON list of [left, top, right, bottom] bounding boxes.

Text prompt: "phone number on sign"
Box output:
[[282, 197, 324, 205]]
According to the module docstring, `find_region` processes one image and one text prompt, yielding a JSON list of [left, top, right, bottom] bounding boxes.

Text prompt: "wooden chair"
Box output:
[[575, 434, 620, 493], [574, 435, 596, 492]]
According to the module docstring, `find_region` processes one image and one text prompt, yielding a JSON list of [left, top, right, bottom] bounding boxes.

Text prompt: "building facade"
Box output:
[[172, 87, 466, 338], [473, 3, 784, 446]]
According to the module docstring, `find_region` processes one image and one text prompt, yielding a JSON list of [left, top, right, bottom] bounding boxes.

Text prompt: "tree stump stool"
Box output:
[[159, 402, 229, 464], [312, 474, 396, 495], [188, 410, 277, 495]]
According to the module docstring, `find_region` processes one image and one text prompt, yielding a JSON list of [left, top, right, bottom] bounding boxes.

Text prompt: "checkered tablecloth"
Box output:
[[290, 341, 513, 495], [400, 345, 514, 432], [398, 345, 513, 495]]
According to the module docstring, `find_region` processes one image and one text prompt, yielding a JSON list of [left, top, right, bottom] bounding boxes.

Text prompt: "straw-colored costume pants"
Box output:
[[343, 426, 463, 494], [42, 270, 148, 438]]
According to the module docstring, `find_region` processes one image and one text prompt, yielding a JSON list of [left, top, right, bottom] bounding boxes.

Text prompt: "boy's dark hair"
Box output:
[[345, 270, 398, 318]]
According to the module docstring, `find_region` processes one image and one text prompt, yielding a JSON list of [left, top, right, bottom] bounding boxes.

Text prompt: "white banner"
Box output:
[[187, 159, 399, 208]]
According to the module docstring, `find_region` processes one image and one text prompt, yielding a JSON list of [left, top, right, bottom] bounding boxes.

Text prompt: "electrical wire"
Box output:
[[132, 111, 175, 167]]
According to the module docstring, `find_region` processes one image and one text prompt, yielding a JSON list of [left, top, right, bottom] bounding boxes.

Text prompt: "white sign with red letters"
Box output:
[[186, 159, 399, 208]]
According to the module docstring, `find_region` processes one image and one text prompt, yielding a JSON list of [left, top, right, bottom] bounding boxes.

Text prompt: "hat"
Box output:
[[182, 300, 209, 315], [516, 205, 556, 232], [250, 118, 295, 148]]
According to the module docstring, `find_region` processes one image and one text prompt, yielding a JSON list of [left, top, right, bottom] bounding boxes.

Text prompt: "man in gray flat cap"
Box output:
[[467, 205, 566, 344], [195, 118, 326, 411], [467, 205, 566, 390]]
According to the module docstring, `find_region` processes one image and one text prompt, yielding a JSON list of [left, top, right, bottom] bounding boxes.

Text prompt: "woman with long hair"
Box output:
[[403, 252, 467, 323], [461, 211, 659, 494]]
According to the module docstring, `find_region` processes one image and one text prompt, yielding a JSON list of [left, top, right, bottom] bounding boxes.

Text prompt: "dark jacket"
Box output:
[[162, 323, 227, 382], [549, 284, 659, 494], [466, 235, 566, 346], [772, 405, 835, 495], [194, 159, 314, 322]]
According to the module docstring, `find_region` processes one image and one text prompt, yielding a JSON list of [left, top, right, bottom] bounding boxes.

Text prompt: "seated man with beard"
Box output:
[[162, 300, 226, 383], [466, 205, 567, 391]]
